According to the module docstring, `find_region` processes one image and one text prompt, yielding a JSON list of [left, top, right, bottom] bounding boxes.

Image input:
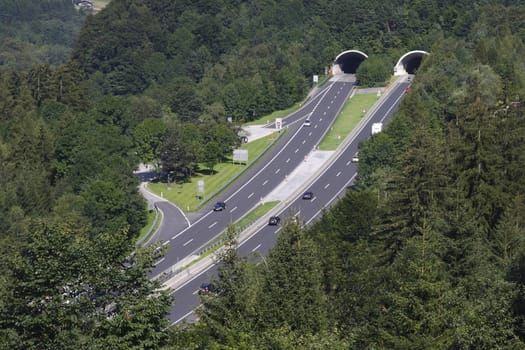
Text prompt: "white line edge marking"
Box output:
[[305, 174, 358, 226], [163, 82, 338, 242]]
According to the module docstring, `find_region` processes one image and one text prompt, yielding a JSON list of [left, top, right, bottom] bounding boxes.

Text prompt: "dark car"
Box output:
[[198, 282, 217, 296], [213, 202, 226, 211], [268, 216, 281, 225], [302, 191, 313, 200]]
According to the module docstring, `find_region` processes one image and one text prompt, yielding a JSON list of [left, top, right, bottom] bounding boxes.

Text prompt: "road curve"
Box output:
[[166, 79, 410, 324], [149, 77, 356, 278]]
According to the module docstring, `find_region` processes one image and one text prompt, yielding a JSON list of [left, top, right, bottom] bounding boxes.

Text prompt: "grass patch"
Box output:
[[147, 132, 283, 212], [178, 200, 280, 271], [318, 93, 379, 150], [233, 201, 280, 230], [92, 0, 111, 10], [243, 103, 302, 126], [136, 209, 159, 243]]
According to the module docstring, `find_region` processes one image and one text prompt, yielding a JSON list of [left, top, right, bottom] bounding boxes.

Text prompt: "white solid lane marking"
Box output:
[[174, 310, 195, 325], [183, 238, 193, 246], [163, 240, 170, 246], [252, 244, 261, 252], [324, 183, 330, 189], [248, 192, 254, 198], [230, 206, 237, 213], [208, 222, 217, 229]]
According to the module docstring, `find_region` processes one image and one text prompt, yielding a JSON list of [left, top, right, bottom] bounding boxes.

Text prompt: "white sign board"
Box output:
[[197, 180, 205, 193], [275, 118, 283, 130], [371, 123, 383, 135], [233, 149, 249, 162], [313, 75, 319, 83]]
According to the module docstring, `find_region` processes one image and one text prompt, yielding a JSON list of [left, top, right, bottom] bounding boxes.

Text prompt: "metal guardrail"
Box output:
[[197, 129, 288, 208], [159, 77, 406, 289]]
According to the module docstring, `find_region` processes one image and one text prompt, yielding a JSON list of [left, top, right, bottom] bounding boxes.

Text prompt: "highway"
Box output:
[[166, 79, 410, 324], [150, 76, 357, 279]]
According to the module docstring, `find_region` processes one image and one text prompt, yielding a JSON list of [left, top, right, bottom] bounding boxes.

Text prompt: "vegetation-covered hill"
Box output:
[[0, 0, 87, 71], [0, 0, 524, 348]]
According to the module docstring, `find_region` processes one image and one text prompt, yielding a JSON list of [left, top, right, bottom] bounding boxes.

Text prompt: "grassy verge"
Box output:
[[243, 103, 302, 126], [175, 200, 280, 271], [318, 93, 379, 150], [244, 75, 333, 126], [92, 0, 111, 10], [136, 208, 159, 243], [147, 131, 283, 212], [232, 201, 280, 230]]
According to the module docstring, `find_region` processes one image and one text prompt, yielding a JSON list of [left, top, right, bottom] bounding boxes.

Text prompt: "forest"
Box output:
[[0, 0, 525, 349]]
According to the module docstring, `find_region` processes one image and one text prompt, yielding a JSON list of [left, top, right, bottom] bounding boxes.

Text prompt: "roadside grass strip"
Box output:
[[170, 201, 280, 273], [231, 201, 280, 231], [243, 103, 302, 126], [318, 93, 379, 150], [136, 207, 162, 245], [147, 132, 284, 212]]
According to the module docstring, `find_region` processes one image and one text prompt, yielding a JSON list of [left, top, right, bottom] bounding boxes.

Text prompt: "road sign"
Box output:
[[275, 118, 283, 130]]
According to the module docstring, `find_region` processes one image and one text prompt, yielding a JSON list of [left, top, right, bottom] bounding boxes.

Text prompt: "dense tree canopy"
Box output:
[[1, 0, 525, 348]]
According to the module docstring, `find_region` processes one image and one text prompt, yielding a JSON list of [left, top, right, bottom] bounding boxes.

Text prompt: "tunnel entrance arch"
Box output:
[[332, 50, 368, 74], [394, 50, 429, 75]]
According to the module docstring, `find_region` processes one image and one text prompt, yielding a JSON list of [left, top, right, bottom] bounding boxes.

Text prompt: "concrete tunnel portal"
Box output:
[[331, 49, 429, 76], [394, 50, 429, 75], [332, 50, 368, 74]]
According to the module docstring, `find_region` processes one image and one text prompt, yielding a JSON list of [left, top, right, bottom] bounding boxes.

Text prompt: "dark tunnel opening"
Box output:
[[404, 55, 424, 74], [335, 53, 367, 74]]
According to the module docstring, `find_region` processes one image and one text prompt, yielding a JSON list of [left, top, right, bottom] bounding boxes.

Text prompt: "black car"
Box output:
[[268, 216, 281, 225], [198, 282, 217, 295], [213, 202, 226, 211], [302, 191, 313, 200]]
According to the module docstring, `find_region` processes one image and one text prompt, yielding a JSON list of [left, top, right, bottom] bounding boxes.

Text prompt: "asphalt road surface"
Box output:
[[150, 77, 357, 279], [167, 79, 410, 324]]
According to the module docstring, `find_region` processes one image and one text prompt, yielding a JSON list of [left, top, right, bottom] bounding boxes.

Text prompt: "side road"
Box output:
[[161, 76, 407, 292]]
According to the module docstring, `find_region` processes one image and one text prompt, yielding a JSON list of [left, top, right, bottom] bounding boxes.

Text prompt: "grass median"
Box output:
[[318, 92, 379, 150], [147, 131, 284, 212]]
